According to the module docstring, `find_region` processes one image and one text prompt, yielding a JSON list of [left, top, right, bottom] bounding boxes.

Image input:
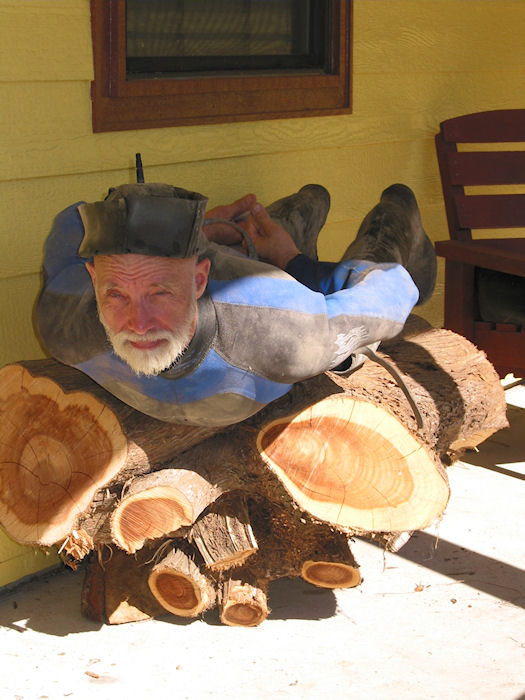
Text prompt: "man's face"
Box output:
[[86, 253, 210, 376]]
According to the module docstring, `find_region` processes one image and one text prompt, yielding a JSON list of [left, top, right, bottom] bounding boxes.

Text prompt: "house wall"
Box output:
[[1, 0, 524, 586]]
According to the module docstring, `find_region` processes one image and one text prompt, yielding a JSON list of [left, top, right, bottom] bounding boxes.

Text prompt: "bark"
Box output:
[[354, 315, 509, 459], [80, 552, 106, 623], [189, 495, 258, 571]]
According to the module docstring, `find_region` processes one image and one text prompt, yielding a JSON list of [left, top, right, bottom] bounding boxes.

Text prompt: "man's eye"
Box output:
[[108, 290, 123, 299]]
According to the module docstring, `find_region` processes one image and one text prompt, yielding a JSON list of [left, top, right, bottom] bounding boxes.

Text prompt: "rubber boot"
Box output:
[[266, 184, 331, 261], [341, 184, 437, 305]]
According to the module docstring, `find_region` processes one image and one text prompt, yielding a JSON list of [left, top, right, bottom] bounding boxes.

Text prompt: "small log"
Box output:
[[246, 498, 361, 587], [81, 547, 165, 625], [219, 571, 269, 627], [110, 467, 237, 554], [301, 536, 361, 589], [148, 544, 216, 618], [189, 495, 258, 571]]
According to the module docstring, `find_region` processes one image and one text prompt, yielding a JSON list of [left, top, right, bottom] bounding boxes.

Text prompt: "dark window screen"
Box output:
[[126, 0, 330, 77]]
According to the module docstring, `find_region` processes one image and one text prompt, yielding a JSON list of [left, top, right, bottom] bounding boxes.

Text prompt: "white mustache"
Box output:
[[118, 330, 171, 344]]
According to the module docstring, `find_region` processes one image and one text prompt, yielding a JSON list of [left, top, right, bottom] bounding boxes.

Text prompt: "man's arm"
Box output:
[[35, 203, 108, 365], [243, 202, 358, 294]]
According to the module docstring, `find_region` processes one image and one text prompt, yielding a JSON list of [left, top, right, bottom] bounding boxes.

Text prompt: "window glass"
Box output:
[[126, 0, 328, 76]]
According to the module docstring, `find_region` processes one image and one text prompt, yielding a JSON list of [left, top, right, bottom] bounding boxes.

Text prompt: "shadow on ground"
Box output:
[[389, 531, 525, 609]]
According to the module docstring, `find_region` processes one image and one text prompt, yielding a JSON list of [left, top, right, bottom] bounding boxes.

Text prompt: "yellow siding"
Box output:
[[1, 0, 524, 586]]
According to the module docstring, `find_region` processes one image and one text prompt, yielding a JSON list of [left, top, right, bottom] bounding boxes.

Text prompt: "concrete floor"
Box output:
[[1, 382, 524, 700]]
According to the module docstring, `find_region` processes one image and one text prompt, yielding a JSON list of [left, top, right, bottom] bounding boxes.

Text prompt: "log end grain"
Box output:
[[219, 579, 268, 627], [0, 364, 127, 546], [301, 560, 362, 589], [111, 486, 193, 554], [257, 396, 450, 533], [148, 547, 216, 617]]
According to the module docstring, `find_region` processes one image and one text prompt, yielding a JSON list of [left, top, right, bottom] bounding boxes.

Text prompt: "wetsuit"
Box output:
[[36, 202, 418, 427]]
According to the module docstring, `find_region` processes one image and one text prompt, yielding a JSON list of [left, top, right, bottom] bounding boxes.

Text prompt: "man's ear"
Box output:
[[194, 257, 211, 299], [85, 261, 96, 286]]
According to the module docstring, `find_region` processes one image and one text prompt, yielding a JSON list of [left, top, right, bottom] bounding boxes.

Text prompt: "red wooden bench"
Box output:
[[435, 109, 525, 378]]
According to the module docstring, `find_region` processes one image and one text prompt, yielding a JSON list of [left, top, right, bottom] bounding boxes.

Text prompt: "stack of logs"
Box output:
[[0, 317, 508, 626]]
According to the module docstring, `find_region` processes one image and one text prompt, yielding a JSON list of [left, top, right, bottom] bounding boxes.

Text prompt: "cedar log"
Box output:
[[219, 571, 269, 627], [147, 543, 216, 617], [110, 467, 239, 554], [0, 317, 507, 575], [188, 495, 258, 571], [81, 546, 166, 624]]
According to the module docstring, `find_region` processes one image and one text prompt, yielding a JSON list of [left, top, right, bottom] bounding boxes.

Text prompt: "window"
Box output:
[[90, 0, 352, 132]]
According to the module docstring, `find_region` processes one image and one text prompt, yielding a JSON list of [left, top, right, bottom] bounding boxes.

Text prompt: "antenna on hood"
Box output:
[[135, 153, 145, 183]]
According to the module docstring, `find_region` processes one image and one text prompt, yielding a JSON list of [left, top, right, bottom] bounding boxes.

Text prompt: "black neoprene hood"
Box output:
[[78, 183, 209, 258]]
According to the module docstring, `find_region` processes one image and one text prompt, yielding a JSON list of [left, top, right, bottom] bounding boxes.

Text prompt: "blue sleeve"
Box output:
[[285, 254, 358, 294], [35, 203, 108, 365]]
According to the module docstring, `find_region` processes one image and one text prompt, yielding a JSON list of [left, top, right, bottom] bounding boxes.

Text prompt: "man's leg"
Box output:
[[342, 184, 437, 305], [266, 184, 331, 261]]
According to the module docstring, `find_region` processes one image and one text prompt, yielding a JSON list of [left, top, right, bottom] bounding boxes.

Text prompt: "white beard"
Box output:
[[98, 298, 197, 377]]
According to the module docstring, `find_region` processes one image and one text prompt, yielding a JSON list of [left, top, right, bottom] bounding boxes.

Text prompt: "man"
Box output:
[[36, 182, 436, 427]]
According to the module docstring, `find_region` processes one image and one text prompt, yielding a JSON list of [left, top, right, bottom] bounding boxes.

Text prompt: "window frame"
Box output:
[[90, 0, 352, 133]]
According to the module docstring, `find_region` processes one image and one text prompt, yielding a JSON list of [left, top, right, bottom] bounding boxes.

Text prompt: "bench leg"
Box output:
[[443, 260, 476, 341]]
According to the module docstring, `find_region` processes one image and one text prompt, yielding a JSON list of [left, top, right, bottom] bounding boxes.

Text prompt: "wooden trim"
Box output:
[[435, 239, 525, 278], [454, 194, 525, 230], [442, 109, 525, 143], [90, 0, 352, 133], [446, 151, 525, 186], [435, 131, 470, 242], [441, 260, 476, 340]]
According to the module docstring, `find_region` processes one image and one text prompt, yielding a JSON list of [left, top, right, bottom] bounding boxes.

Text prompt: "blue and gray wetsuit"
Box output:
[[36, 203, 418, 427]]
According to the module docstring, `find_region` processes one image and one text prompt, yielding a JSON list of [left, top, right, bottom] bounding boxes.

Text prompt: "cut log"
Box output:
[[147, 544, 216, 618], [302, 559, 361, 589], [256, 394, 448, 533], [110, 467, 237, 554], [0, 364, 127, 546], [246, 498, 361, 587], [298, 529, 361, 589], [0, 315, 509, 626], [219, 571, 269, 627], [81, 547, 165, 625], [0, 360, 220, 548], [189, 495, 258, 571]]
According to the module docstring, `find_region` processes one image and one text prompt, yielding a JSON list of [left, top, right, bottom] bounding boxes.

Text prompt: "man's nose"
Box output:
[[126, 299, 154, 334]]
